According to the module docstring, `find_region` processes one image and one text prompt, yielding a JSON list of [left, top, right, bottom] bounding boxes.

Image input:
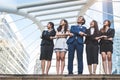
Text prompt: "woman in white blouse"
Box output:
[[54, 19, 69, 75], [85, 20, 100, 74]]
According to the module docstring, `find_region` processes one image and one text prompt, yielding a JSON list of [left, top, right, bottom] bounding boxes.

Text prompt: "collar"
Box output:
[[78, 24, 82, 26]]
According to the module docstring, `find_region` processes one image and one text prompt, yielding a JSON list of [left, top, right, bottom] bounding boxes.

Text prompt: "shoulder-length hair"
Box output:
[[57, 19, 68, 33], [89, 20, 99, 34], [100, 20, 111, 33], [48, 22, 55, 30]]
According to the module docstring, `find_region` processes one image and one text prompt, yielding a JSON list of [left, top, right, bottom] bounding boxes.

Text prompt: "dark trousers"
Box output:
[[68, 40, 84, 74]]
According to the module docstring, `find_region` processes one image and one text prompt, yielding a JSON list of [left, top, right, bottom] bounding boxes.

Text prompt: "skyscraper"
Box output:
[[0, 13, 30, 74]]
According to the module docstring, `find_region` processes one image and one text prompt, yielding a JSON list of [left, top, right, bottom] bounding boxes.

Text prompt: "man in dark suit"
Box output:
[[67, 16, 86, 74]]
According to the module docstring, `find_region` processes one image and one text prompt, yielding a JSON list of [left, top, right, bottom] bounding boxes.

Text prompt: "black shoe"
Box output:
[[78, 72, 82, 75], [68, 72, 73, 75]]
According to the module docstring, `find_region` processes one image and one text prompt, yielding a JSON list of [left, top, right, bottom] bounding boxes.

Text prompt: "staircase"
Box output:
[[0, 74, 120, 80]]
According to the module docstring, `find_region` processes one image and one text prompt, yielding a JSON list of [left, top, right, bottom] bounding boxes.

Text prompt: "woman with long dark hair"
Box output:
[[54, 19, 69, 74], [85, 20, 100, 74], [99, 20, 115, 74], [40, 22, 56, 75]]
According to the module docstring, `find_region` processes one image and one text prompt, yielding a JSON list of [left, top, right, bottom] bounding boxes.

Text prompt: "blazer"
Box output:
[[99, 28, 115, 44], [67, 25, 86, 44], [41, 29, 56, 46], [85, 28, 99, 45]]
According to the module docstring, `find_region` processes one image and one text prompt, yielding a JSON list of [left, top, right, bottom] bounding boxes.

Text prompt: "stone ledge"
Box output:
[[0, 74, 120, 80]]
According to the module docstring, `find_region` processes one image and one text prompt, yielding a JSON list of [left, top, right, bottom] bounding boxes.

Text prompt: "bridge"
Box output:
[[0, 0, 120, 79]]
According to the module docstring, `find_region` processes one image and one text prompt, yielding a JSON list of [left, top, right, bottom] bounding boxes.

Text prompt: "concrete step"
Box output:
[[0, 74, 120, 80]]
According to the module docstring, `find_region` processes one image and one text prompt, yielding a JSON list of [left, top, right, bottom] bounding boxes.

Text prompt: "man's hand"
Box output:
[[79, 32, 86, 36]]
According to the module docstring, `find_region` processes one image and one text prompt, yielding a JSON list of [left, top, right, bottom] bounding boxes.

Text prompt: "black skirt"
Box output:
[[40, 45, 54, 61], [99, 40, 113, 53], [86, 44, 99, 65]]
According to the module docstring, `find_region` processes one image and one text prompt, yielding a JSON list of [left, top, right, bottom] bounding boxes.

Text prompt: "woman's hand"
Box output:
[[68, 33, 74, 37], [95, 37, 100, 40], [108, 38, 113, 41], [50, 36, 56, 39], [102, 35, 107, 38]]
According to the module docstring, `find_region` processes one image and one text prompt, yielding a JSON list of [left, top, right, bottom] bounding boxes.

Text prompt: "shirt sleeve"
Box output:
[[108, 29, 115, 38], [41, 30, 56, 40]]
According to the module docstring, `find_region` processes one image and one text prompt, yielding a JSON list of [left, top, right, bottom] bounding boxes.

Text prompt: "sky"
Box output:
[[0, 0, 42, 5]]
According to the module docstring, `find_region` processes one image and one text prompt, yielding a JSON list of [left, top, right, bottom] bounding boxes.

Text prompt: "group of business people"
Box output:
[[39, 16, 115, 75]]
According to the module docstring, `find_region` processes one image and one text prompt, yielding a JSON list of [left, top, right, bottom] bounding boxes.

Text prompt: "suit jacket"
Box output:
[[41, 29, 56, 46], [84, 28, 99, 45], [67, 25, 86, 44]]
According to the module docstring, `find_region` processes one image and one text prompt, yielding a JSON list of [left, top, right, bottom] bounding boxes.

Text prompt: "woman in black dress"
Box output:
[[40, 22, 56, 75], [99, 20, 115, 74], [85, 20, 100, 74]]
